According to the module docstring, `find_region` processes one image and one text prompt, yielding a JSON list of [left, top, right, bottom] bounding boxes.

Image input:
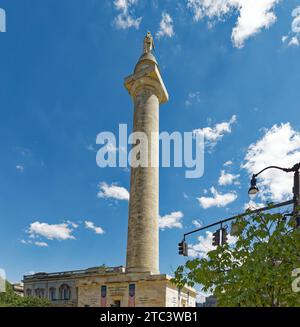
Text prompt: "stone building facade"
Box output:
[[23, 266, 195, 307], [23, 269, 82, 306]]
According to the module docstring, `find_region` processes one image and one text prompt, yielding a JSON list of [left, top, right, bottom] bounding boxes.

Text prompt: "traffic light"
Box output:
[[221, 228, 228, 245], [212, 229, 221, 246], [178, 240, 188, 256]]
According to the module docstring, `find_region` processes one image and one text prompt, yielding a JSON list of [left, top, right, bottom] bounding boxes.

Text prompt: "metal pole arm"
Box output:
[[183, 199, 293, 239], [254, 166, 293, 178]]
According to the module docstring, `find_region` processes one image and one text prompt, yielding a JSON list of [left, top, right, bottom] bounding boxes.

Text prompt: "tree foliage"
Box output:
[[0, 281, 51, 307], [172, 212, 300, 307]]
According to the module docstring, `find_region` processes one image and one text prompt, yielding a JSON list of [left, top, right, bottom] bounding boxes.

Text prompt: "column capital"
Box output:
[[124, 64, 169, 104]]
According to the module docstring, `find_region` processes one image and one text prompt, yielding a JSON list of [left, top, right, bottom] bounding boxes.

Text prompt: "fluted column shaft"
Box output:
[[126, 87, 159, 274]]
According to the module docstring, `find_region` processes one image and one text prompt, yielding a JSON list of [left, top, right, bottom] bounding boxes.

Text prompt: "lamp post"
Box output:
[[178, 163, 300, 255], [248, 162, 300, 227]]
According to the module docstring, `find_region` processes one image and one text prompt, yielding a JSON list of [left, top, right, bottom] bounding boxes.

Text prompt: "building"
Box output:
[[23, 33, 196, 307], [24, 267, 124, 307], [24, 266, 195, 307], [12, 282, 24, 297], [197, 296, 217, 307]]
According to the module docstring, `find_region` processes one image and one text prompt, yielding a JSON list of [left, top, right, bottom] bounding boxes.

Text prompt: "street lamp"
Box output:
[[248, 162, 300, 227], [248, 175, 259, 195]]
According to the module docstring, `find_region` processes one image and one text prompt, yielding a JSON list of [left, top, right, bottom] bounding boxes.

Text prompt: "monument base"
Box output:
[[77, 271, 196, 307]]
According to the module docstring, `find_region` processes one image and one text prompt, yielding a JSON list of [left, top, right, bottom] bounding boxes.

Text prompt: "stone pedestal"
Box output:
[[76, 272, 196, 307]]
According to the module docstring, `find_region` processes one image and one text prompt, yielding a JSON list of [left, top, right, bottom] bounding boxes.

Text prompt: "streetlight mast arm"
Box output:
[[251, 162, 300, 225], [253, 165, 293, 178]]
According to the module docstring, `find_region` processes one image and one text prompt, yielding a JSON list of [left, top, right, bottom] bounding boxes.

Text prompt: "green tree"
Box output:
[[173, 212, 300, 307], [0, 281, 51, 307]]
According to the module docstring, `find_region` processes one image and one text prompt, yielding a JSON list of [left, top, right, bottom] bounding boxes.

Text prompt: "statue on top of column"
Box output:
[[143, 31, 155, 54]]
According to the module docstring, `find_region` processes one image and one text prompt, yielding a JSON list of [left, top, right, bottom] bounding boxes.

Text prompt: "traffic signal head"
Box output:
[[212, 229, 221, 247], [221, 228, 228, 245], [178, 240, 188, 256]]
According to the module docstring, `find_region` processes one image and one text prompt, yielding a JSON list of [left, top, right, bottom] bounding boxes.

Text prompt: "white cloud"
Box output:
[[192, 219, 203, 228], [288, 36, 299, 47], [20, 239, 32, 244], [187, 0, 279, 48], [231, 0, 279, 48], [114, 15, 142, 29], [156, 12, 174, 39], [185, 91, 201, 107], [198, 187, 237, 209], [21, 239, 48, 247], [84, 221, 105, 235], [65, 220, 79, 229], [97, 182, 129, 201], [113, 0, 142, 29], [193, 115, 237, 150], [188, 231, 216, 258], [28, 222, 76, 241], [34, 241, 48, 247], [159, 211, 184, 230], [187, 0, 232, 21], [218, 170, 240, 186], [282, 6, 300, 47], [224, 160, 233, 166], [243, 123, 300, 202], [16, 165, 24, 173], [188, 231, 237, 258], [243, 200, 265, 211], [23, 219, 103, 246]]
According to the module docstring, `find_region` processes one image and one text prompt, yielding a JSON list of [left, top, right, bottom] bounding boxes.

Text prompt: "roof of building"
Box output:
[[23, 266, 125, 282]]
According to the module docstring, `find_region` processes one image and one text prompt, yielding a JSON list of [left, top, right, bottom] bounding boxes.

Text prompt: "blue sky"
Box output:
[[1, 0, 300, 283]]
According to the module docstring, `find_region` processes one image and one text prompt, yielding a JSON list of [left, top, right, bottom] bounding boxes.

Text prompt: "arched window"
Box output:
[[35, 288, 45, 298], [26, 289, 32, 297], [59, 284, 71, 300], [49, 287, 56, 301]]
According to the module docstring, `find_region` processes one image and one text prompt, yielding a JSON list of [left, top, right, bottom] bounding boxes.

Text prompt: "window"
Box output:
[[26, 289, 32, 297], [35, 288, 45, 298], [49, 287, 56, 301], [59, 284, 71, 300]]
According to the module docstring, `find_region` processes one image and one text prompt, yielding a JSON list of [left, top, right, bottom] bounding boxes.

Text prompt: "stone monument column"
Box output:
[[124, 33, 169, 274]]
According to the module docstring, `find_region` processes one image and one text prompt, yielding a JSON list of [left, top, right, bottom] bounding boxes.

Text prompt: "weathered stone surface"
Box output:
[[24, 269, 196, 307], [125, 45, 168, 275], [76, 272, 196, 307]]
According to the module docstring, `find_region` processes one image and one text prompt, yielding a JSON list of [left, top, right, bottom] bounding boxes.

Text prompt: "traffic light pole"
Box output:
[[293, 167, 300, 222], [182, 199, 293, 241], [179, 162, 300, 256]]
